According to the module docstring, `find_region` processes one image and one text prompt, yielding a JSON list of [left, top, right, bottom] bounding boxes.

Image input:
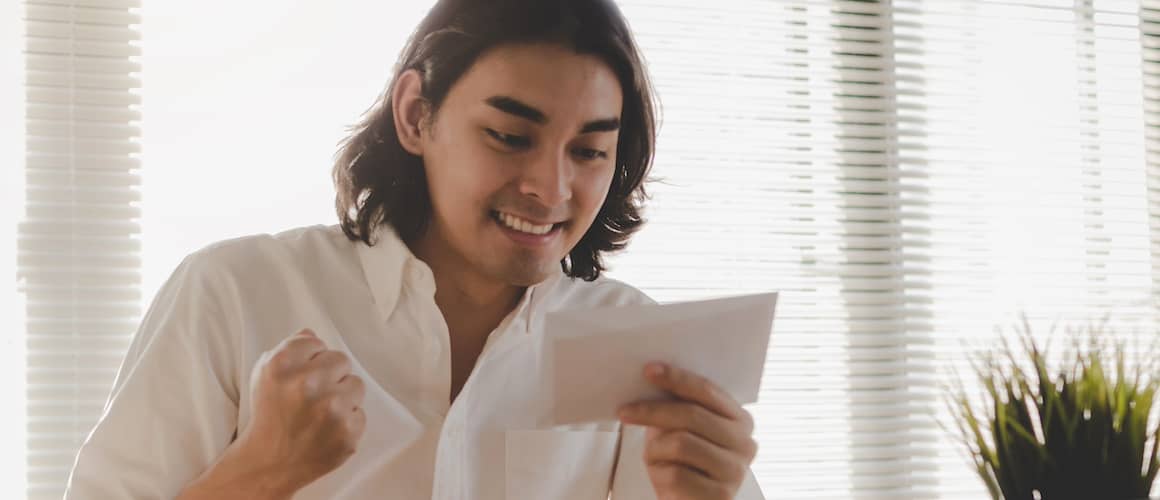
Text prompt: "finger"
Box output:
[[281, 330, 328, 364], [645, 430, 748, 483], [644, 363, 744, 421], [334, 373, 366, 410], [267, 336, 326, 376], [647, 462, 734, 500], [619, 400, 752, 453], [348, 406, 367, 438], [310, 350, 353, 382]]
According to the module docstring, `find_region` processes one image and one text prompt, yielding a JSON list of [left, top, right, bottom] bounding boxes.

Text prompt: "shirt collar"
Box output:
[[355, 224, 419, 321], [523, 269, 565, 335], [355, 223, 568, 331]]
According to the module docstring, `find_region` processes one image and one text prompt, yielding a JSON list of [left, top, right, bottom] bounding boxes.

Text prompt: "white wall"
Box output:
[[141, 0, 434, 300]]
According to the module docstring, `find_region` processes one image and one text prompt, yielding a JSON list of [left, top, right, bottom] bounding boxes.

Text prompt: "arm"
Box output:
[[64, 254, 242, 499], [175, 443, 295, 500]]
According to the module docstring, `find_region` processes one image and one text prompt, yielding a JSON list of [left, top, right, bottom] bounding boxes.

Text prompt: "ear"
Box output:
[[392, 69, 430, 156]]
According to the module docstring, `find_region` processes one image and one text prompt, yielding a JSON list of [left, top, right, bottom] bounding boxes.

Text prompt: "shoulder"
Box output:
[[182, 225, 353, 276]]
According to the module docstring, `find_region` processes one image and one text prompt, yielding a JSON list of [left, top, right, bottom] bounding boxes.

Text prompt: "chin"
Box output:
[[494, 260, 558, 287]]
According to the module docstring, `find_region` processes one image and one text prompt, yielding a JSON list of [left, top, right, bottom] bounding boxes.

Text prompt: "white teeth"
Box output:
[[497, 212, 553, 235]]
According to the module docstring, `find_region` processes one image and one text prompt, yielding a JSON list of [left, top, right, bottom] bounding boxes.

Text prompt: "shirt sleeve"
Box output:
[[64, 252, 241, 500], [610, 424, 766, 500]]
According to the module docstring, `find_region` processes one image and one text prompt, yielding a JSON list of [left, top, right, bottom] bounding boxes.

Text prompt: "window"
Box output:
[[18, 2, 141, 498], [14, 1, 1159, 498]]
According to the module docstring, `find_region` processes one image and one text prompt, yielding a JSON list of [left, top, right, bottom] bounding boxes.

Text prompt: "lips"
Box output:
[[491, 210, 563, 235]]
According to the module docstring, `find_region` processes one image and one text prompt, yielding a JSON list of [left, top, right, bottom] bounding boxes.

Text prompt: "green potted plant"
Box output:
[[943, 317, 1160, 500]]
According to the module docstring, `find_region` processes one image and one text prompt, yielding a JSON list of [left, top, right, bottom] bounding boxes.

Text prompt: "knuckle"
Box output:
[[311, 349, 334, 364], [346, 407, 362, 425], [698, 377, 715, 395], [711, 482, 734, 500], [740, 409, 756, 431], [341, 431, 359, 453], [688, 405, 712, 428], [295, 372, 322, 398], [725, 459, 747, 483], [307, 337, 326, 351], [288, 334, 323, 351], [642, 438, 660, 460], [325, 350, 353, 372], [654, 464, 682, 487], [346, 421, 365, 442], [349, 409, 367, 434], [669, 431, 696, 457], [649, 432, 673, 457], [268, 350, 296, 374], [346, 373, 366, 393], [744, 437, 759, 462], [326, 394, 350, 414]]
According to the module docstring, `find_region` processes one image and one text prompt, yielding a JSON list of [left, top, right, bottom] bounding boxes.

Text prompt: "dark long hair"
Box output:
[[332, 0, 657, 281]]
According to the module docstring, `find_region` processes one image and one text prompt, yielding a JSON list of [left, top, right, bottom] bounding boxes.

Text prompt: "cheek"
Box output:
[[574, 167, 617, 218], [425, 142, 510, 220]]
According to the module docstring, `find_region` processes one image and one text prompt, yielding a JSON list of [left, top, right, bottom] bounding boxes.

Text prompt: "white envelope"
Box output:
[[544, 292, 779, 425]]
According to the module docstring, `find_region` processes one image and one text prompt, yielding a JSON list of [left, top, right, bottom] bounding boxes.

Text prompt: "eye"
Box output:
[[573, 147, 609, 161], [485, 128, 531, 149]]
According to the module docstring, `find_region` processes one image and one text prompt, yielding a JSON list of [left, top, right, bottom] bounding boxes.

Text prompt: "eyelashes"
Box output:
[[574, 148, 608, 160], [485, 128, 531, 148], [484, 128, 609, 161]]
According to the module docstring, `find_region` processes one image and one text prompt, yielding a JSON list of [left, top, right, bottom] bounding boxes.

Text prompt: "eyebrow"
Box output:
[[580, 117, 620, 134], [484, 95, 620, 134], [486, 96, 546, 124]]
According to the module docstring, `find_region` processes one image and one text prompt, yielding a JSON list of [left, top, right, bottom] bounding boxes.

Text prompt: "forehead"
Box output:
[[447, 42, 624, 121]]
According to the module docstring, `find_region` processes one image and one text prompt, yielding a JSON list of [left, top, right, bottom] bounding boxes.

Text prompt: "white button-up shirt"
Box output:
[[64, 224, 763, 499]]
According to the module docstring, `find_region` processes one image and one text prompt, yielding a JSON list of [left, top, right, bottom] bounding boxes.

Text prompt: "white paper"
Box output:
[[544, 292, 779, 425]]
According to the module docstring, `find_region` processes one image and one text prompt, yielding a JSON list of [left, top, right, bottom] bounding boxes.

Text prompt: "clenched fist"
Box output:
[[235, 329, 367, 494]]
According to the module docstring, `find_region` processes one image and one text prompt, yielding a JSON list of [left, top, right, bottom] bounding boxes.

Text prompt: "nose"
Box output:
[[518, 147, 573, 206]]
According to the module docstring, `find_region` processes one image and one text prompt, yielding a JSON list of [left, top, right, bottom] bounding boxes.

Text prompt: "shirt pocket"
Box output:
[[505, 429, 620, 500]]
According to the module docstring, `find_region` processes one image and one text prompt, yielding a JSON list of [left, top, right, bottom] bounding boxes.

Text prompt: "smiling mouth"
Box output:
[[490, 210, 563, 236]]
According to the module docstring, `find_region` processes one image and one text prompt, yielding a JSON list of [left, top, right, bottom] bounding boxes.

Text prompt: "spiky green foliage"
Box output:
[[943, 317, 1160, 500]]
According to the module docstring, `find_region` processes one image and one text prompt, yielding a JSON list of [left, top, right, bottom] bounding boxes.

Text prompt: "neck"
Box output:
[[408, 229, 525, 336]]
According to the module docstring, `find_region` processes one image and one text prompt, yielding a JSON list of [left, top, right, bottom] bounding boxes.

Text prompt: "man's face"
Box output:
[[417, 43, 623, 286]]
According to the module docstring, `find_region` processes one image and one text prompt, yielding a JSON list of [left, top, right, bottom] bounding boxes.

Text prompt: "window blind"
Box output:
[[609, 1, 928, 497], [892, 0, 1155, 496], [18, 1, 141, 499], [1144, 0, 1160, 303], [610, 0, 1158, 498]]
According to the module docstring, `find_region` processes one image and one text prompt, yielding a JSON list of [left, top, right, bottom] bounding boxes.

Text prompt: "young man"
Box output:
[[65, 0, 763, 498]]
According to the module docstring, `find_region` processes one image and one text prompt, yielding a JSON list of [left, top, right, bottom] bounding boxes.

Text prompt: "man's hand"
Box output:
[[617, 362, 758, 500], [176, 329, 367, 500], [233, 329, 367, 495]]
